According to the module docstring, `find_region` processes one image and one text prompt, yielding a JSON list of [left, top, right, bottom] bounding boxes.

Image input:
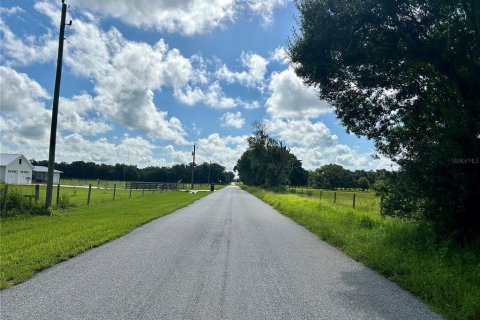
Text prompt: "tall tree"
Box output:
[[236, 122, 306, 187], [289, 0, 480, 239]]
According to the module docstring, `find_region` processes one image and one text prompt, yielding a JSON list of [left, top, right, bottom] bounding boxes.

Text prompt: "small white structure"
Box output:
[[0, 153, 33, 185], [32, 166, 62, 184]]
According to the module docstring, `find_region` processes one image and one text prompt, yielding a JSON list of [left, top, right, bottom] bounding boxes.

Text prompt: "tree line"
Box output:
[[31, 160, 235, 184]]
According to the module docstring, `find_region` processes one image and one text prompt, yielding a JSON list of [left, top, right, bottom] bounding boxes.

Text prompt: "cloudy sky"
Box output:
[[0, 0, 393, 172]]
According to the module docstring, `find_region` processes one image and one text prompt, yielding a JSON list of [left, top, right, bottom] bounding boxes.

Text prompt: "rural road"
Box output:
[[0, 186, 442, 320]]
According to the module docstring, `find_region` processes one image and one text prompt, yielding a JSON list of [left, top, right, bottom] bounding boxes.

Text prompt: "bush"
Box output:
[[58, 194, 71, 209], [0, 185, 50, 217]]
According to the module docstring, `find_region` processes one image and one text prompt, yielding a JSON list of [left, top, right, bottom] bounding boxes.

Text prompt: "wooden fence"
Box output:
[[125, 182, 178, 191]]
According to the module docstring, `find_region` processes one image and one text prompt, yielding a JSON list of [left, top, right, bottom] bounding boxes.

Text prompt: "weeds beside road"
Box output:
[[243, 186, 480, 320]]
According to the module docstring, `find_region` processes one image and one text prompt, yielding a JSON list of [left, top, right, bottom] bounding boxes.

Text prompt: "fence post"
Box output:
[[142, 186, 144, 197], [2, 184, 8, 215], [129, 184, 132, 199], [333, 191, 336, 203], [320, 190, 322, 200], [113, 184, 116, 200], [380, 195, 384, 215], [352, 193, 356, 208], [87, 184, 92, 205], [35, 184, 40, 202], [56, 184, 60, 206]]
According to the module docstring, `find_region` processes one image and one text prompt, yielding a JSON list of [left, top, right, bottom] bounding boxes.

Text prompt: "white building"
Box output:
[[32, 166, 62, 184], [0, 153, 33, 184]]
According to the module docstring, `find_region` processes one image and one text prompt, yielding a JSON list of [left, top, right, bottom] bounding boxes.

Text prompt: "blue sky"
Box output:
[[0, 0, 393, 171]]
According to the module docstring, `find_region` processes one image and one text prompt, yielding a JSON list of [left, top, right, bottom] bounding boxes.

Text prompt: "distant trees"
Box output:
[[308, 164, 379, 190], [289, 0, 480, 240], [30, 160, 234, 184], [235, 122, 308, 187]]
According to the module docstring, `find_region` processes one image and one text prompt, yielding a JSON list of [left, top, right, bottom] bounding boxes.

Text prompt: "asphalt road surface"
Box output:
[[0, 186, 442, 320]]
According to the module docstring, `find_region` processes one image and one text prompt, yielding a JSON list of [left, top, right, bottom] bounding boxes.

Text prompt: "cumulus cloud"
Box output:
[[221, 112, 245, 129], [267, 118, 337, 148], [0, 66, 50, 112], [68, 0, 236, 35], [176, 82, 237, 109], [0, 17, 57, 66], [216, 52, 269, 90], [66, 0, 287, 35], [266, 67, 331, 119], [0, 67, 112, 142], [265, 117, 395, 171], [245, 0, 288, 25], [270, 46, 289, 64]]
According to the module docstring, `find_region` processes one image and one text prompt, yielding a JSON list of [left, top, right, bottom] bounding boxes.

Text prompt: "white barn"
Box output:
[[0, 153, 33, 185]]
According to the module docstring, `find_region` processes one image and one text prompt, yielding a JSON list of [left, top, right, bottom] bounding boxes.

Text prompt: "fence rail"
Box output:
[[125, 182, 178, 191]]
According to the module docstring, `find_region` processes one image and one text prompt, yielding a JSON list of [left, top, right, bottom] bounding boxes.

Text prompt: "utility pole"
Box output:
[[208, 160, 211, 185], [46, 1, 70, 208], [190, 144, 195, 190]]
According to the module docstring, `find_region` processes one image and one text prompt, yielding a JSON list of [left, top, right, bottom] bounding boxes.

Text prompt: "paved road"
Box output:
[[0, 186, 442, 320]]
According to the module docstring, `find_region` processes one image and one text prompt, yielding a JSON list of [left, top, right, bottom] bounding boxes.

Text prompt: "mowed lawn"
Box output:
[[244, 186, 480, 320], [0, 189, 208, 289]]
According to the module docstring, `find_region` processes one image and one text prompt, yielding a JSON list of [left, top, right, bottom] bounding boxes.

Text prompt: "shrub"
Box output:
[[58, 194, 71, 209]]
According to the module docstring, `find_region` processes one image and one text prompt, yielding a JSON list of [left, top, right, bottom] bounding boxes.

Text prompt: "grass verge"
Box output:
[[243, 186, 480, 320], [0, 191, 207, 289]]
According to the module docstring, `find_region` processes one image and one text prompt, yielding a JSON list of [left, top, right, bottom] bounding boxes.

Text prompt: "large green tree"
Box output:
[[236, 122, 307, 187], [289, 0, 480, 240]]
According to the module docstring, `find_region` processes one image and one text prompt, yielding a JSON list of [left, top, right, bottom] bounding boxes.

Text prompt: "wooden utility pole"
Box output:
[[191, 144, 196, 190], [46, 1, 71, 208], [208, 160, 211, 185]]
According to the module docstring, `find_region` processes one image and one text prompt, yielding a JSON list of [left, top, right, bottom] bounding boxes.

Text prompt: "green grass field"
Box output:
[[243, 186, 480, 320], [0, 190, 208, 289], [290, 187, 379, 211]]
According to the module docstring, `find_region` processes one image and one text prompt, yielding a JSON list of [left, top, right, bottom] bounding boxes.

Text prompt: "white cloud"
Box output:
[[7, 5, 191, 144], [216, 52, 269, 90], [0, 66, 50, 113], [0, 18, 57, 66], [0, 6, 24, 15], [266, 67, 332, 119], [265, 117, 395, 171], [70, 0, 236, 35], [237, 99, 260, 110], [176, 82, 237, 109], [221, 112, 245, 129], [66, 0, 286, 35], [245, 0, 288, 25], [290, 144, 395, 171], [268, 118, 337, 148], [270, 46, 289, 64]]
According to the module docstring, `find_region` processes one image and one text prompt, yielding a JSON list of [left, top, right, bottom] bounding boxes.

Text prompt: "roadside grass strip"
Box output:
[[0, 191, 207, 289], [243, 186, 480, 320]]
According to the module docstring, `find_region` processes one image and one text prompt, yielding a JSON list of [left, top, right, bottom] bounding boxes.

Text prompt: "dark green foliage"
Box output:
[[289, 0, 480, 240], [30, 160, 235, 184], [308, 164, 378, 190], [236, 122, 308, 187]]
